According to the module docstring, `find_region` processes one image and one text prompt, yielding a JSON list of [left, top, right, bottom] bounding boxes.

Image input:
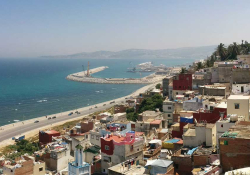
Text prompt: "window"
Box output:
[[130, 145, 134, 151], [235, 103, 240, 109], [39, 167, 43, 172], [141, 124, 143, 126], [224, 140, 228, 145], [210, 106, 214, 111], [183, 86, 185, 89], [179, 86, 181, 89], [103, 156, 111, 162], [205, 105, 208, 109], [168, 107, 171, 110], [187, 77, 189, 80], [168, 114, 171, 117], [176, 92, 178, 95], [91, 135, 94, 139], [105, 145, 109, 150], [96, 136, 99, 140], [85, 135, 88, 139]]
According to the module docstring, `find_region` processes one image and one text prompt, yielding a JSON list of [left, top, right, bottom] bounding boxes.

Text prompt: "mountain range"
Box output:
[[41, 45, 216, 59]]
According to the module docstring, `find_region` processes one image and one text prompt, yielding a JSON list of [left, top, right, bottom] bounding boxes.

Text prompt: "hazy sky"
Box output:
[[0, 0, 250, 58]]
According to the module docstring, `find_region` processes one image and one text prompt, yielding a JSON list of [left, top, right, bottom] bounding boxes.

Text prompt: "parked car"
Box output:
[[34, 120, 39, 123], [103, 104, 106, 106], [68, 112, 73, 116], [48, 117, 51, 120], [14, 135, 25, 142], [52, 116, 56, 119], [95, 106, 98, 108], [75, 111, 80, 114]]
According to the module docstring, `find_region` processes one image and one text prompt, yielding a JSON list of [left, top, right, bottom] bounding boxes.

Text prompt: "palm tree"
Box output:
[[216, 43, 227, 61], [227, 42, 240, 60], [180, 67, 187, 74], [241, 41, 250, 54], [196, 62, 204, 70], [205, 59, 211, 68]]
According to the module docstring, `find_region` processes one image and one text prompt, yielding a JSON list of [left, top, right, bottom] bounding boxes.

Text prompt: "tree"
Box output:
[[227, 42, 240, 60], [180, 67, 188, 74], [138, 94, 164, 113], [216, 43, 227, 61], [155, 83, 161, 89], [196, 62, 204, 70]]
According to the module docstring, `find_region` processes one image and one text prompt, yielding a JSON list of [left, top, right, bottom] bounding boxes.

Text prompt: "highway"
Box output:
[[0, 83, 157, 143]]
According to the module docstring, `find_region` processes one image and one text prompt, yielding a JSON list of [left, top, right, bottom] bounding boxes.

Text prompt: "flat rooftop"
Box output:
[[228, 95, 250, 100]]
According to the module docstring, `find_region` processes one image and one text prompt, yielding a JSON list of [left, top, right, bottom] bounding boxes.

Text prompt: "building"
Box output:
[[71, 134, 90, 152], [199, 84, 226, 97], [39, 130, 60, 145], [145, 159, 173, 175], [219, 121, 250, 172], [80, 120, 94, 133], [2, 156, 44, 175], [183, 123, 216, 147], [183, 97, 203, 111], [100, 131, 144, 174], [138, 110, 162, 121], [163, 99, 174, 124], [232, 83, 250, 95], [162, 76, 173, 97], [227, 95, 249, 121], [68, 144, 91, 175], [237, 54, 250, 66], [173, 73, 192, 91]]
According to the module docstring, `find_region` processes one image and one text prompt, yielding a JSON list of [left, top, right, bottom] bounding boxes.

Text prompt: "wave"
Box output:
[[37, 99, 48, 103]]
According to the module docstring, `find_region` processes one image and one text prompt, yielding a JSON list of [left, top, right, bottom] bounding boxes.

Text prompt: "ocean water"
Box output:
[[0, 58, 193, 126]]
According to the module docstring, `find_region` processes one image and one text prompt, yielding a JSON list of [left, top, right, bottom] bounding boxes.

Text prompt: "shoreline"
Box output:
[[0, 82, 159, 148]]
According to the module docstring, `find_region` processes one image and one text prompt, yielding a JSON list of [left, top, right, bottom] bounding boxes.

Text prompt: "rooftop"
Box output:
[[228, 95, 250, 100], [183, 129, 196, 137], [221, 121, 250, 139], [150, 120, 162, 125]]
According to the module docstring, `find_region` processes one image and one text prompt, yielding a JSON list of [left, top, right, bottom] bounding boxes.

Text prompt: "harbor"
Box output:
[[66, 61, 170, 84]]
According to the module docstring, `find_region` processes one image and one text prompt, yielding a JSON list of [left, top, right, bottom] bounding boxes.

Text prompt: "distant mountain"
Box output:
[[41, 45, 216, 59]]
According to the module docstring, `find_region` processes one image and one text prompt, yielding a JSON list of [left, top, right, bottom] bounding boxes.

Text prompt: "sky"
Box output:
[[0, 0, 250, 58]]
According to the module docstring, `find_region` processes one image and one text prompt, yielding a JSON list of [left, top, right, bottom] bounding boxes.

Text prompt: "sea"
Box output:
[[0, 58, 194, 126]]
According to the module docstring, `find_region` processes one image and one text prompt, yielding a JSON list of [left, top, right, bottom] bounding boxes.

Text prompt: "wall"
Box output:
[[33, 161, 46, 175], [81, 121, 94, 133], [15, 159, 34, 175], [90, 131, 101, 147], [220, 137, 250, 172], [173, 74, 192, 91], [199, 87, 226, 96], [193, 108, 227, 124], [183, 100, 202, 111], [232, 84, 250, 95], [215, 121, 235, 145], [163, 77, 173, 97], [227, 98, 249, 121], [206, 126, 216, 147]]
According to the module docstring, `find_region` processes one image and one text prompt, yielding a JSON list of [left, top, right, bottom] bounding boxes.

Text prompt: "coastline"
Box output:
[[0, 82, 159, 148]]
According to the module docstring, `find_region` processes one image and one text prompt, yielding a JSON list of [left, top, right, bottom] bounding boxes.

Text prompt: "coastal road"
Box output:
[[0, 83, 157, 143]]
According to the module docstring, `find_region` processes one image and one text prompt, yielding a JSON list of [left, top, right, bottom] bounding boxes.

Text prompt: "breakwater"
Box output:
[[66, 66, 166, 84]]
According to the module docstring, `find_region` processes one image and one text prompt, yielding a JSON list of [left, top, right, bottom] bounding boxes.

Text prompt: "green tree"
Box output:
[[216, 43, 227, 61], [155, 83, 161, 89], [196, 62, 204, 70], [227, 42, 240, 60], [138, 94, 164, 113], [180, 67, 187, 74]]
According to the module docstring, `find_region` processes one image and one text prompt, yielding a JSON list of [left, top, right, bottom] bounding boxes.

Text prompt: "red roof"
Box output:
[[135, 132, 144, 136], [150, 120, 162, 125], [104, 135, 125, 143]]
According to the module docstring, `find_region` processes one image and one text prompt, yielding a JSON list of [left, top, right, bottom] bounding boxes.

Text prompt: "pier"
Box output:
[[66, 66, 166, 84]]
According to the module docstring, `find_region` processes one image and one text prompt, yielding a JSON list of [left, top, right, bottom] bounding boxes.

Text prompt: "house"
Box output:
[[232, 83, 250, 95], [171, 116, 193, 138], [145, 159, 173, 175], [68, 144, 91, 175], [83, 145, 101, 164], [183, 123, 216, 147], [71, 134, 90, 152], [138, 110, 162, 121], [163, 99, 174, 124], [2, 156, 45, 175], [219, 121, 250, 172], [100, 131, 144, 174], [227, 95, 250, 121], [144, 139, 162, 158], [162, 76, 173, 97], [80, 120, 94, 133], [199, 84, 226, 97], [183, 97, 203, 111], [237, 54, 250, 66], [39, 130, 60, 145], [172, 73, 192, 100]]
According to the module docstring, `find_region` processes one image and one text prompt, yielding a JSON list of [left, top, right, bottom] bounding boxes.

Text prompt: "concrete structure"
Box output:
[[39, 130, 60, 145], [68, 144, 91, 175], [232, 83, 250, 95], [100, 131, 144, 174], [227, 95, 249, 121], [162, 76, 173, 97], [219, 121, 250, 172], [80, 120, 94, 133], [183, 97, 203, 111], [71, 134, 90, 152], [173, 73, 192, 91], [138, 110, 162, 121], [237, 54, 250, 66], [199, 84, 226, 97], [163, 99, 174, 124], [183, 123, 216, 147]]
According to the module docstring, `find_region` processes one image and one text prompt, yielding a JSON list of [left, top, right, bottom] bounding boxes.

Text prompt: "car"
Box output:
[[48, 117, 51, 120], [103, 104, 106, 106], [121, 101, 124, 103], [95, 106, 98, 108], [34, 120, 39, 123], [68, 112, 73, 116], [89, 108, 92, 110], [52, 116, 56, 119], [75, 111, 80, 114]]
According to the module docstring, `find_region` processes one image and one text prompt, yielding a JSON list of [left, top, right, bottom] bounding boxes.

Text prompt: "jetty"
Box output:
[[66, 66, 166, 84]]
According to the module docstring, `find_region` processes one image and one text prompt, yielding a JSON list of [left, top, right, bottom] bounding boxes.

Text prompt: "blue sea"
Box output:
[[0, 58, 193, 126]]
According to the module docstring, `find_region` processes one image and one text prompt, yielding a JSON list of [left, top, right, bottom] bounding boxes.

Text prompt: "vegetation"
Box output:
[[180, 67, 188, 74], [155, 83, 161, 89], [2, 140, 39, 160], [212, 40, 250, 61], [126, 94, 164, 122], [195, 62, 204, 71]]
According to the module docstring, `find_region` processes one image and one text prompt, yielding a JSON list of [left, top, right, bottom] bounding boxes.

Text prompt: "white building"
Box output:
[[232, 83, 250, 95], [68, 144, 91, 175], [227, 95, 250, 121], [163, 100, 174, 124], [183, 123, 216, 147]]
